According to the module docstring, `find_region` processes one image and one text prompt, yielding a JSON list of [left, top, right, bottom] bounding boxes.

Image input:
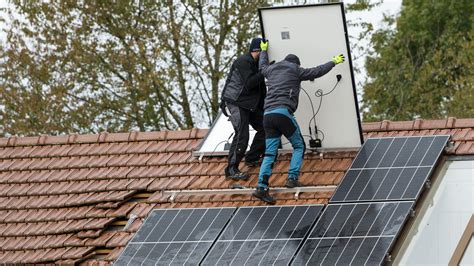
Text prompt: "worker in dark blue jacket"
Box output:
[[253, 40, 345, 204], [220, 38, 267, 181]]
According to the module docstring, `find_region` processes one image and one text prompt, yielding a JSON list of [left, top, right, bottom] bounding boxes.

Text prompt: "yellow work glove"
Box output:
[[260, 40, 268, 51], [332, 54, 345, 64]]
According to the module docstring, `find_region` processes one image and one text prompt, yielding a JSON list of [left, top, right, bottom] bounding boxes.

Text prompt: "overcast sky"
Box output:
[[345, 0, 402, 88]]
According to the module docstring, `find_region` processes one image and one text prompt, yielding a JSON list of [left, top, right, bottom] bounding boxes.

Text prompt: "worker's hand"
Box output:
[[220, 101, 229, 117], [260, 40, 268, 51], [332, 54, 345, 64]]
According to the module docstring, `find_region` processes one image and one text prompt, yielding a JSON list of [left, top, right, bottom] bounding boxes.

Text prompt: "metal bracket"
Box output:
[[425, 179, 432, 189], [294, 189, 300, 200], [385, 254, 392, 262], [169, 192, 177, 202], [124, 213, 138, 230], [410, 208, 416, 218], [161, 186, 337, 200]]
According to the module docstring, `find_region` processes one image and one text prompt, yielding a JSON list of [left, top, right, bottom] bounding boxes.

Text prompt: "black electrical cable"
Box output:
[[300, 87, 316, 139], [317, 129, 325, 142], [308, 78, 341, 131], [210, 132, 234, 156]]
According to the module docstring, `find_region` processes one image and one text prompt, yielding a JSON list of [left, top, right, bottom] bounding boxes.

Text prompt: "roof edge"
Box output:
[[362, 117, 474, 132], [0, 128, 210, 147], [1, 117, 472, 147]]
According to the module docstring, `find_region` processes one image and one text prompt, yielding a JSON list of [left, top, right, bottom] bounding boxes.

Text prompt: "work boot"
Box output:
[[244, 160, 260, 167], [285, 179, 303, 188], [225, 167, 250, 181], [252, 187, 276, 204]]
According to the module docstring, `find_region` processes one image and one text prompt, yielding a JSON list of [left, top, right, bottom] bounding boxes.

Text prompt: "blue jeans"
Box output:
[[258, 108, 305, 188]]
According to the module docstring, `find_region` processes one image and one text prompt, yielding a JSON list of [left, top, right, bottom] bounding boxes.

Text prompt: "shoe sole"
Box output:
[[285, 183, 303, 188], [252, 192, 276, 205], [226, 176, 250, 181], [245, 163, 259, 167]]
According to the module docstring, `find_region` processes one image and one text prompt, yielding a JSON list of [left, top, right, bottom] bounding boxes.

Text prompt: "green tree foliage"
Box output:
[[363, 0, 473, 121], [0, 1, 265, 136]]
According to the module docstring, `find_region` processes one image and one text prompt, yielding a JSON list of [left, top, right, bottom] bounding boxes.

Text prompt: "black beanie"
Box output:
[[249, 37, 262, 53], [284, 54, 301, 66]]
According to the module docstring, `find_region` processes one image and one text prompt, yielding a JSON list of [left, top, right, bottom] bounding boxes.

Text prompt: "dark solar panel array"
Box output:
[[116, 136, 449, 265], [114, 208, 235, 265], [202, 205, 323, 265], [292, 202, 413, 265], [330, 136, 450, 203]]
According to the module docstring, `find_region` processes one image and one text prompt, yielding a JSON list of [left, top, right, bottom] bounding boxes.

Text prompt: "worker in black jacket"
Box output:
[[220, 37, 267, 181]]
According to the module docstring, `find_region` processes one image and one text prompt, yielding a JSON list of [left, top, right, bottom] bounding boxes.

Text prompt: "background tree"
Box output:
[[0, 0, 384, 136], [362, 0, 473, 121], [0, 0, 265, 136]]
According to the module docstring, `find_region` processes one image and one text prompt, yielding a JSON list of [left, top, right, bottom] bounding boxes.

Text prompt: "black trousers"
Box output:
[[227, 103, 265, 171]]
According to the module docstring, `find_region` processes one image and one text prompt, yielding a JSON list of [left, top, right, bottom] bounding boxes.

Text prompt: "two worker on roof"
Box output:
[[221, 38, 345, 204]]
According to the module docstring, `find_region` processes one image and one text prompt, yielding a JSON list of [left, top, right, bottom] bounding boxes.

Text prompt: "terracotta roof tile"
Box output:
[[147, 177, 173, 191], [135, 131, 168, 141], [9, 146, 39, 159], [189, 128, 207, 139], [42, 135, 70, 145], [145, 152, 173, 166], [105, 232, 132, 248], [0, 159, 15, 171], [107, 179, 133, 191], [28, 145, 54, 158], [126, 141, 154, 154], [455, 118, 474, 128], [104, 246, 123, 262], [106, 143, 135, 155], [165, 130, 191, 140], [105, 167, 134, 179], [456, 142, 474, 154], [102, 132, 130, 142], [9, 159, 34, 171], [106, 154, 134, 167], [48, 145, 75, 157], [126, 178, 154, 191], [125, 154, 154, 166]]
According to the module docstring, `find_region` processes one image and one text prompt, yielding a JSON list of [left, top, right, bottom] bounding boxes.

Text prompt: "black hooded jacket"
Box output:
[[222, 53, 266, 111]]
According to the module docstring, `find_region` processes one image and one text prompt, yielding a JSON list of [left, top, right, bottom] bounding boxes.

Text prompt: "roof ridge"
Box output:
[[362, 117, 474, 132], [1, 117, 473, 147], [0, 128, 209, 147]]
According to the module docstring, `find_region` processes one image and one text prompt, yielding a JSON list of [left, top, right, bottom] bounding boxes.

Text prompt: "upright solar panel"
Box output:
[[114, 207, 235, 265], [330, 135, 449, 203], [201, 205, 324, 266], [292, 201, 414, 265]]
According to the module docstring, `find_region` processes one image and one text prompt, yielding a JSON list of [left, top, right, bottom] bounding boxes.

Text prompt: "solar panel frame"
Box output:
[[330, 135, 450, 203], [201, 205, 324, 266], [114, 207, 236, 266], [292, 201, 414, 265]]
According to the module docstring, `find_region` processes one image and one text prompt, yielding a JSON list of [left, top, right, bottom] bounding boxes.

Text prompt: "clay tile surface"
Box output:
[[0, 121, 472, 263]]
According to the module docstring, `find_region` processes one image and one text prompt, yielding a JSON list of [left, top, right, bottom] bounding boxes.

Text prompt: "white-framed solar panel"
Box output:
[[196, 3, 363, 156]]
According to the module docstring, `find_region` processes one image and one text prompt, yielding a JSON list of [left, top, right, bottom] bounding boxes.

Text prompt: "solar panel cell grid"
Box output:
[[330, 135, 449, 203], [202, 205, 324, 266], [293, 202, 413, 265], [114, 207, 235, 265]]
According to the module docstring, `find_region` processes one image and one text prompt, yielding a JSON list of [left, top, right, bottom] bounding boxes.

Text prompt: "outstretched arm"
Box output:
[[298, 54, 345, 81]]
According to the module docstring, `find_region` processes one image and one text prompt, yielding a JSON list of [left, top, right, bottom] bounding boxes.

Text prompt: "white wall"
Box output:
[[395, 160, 474, 265]]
